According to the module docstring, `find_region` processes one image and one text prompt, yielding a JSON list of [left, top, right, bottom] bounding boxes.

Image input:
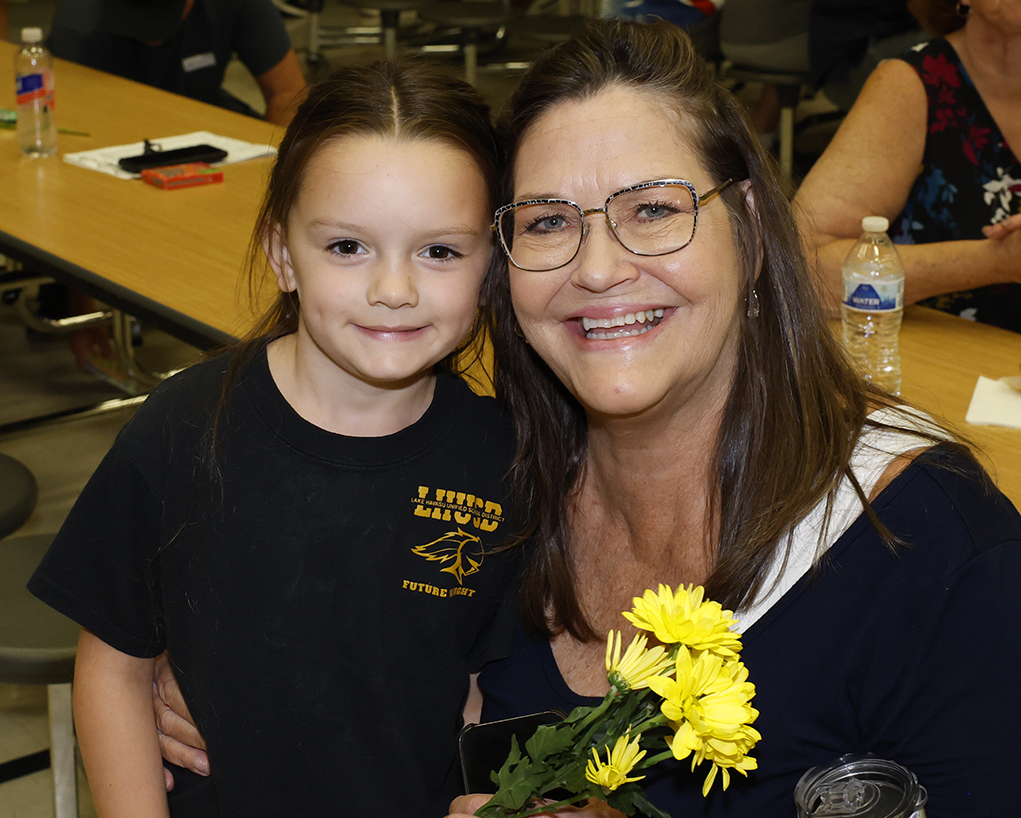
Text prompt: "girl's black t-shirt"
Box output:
[[31, 350, 523, 816]]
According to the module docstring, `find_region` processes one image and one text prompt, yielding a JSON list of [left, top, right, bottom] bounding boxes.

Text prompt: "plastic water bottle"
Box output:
[[14, 27, 58, 158], [841, 216, 905, 395]]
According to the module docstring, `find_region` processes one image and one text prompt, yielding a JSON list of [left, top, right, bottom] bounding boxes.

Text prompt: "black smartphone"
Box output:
[[119, 144, 228, 173], [459, 711, 565, 794]]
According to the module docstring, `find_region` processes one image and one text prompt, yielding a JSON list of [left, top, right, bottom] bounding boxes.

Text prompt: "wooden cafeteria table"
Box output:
[[896, 305, 1021, 508], [0, 41, 282, 350], [2, 46, 1019, 507]]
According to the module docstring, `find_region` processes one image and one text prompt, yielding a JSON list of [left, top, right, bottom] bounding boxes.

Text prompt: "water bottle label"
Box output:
[[843, 279, 904, 312], [16, 70, 55, 108], [16, 72, 44, 103]]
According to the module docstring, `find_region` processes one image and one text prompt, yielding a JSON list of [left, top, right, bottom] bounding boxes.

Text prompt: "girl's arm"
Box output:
[[795, 59, 1021, 315], [74, 629, 171, 818]]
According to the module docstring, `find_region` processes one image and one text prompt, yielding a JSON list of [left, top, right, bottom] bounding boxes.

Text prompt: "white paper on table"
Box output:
[[62, 131, 276, 180], [965, 375, 1021, 429]]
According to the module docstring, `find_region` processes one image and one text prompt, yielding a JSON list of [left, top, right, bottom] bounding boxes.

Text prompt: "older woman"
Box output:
[[796, 0, 1021, 331], [451, 19, 1019, 817], [155, 21, 1020, 817]]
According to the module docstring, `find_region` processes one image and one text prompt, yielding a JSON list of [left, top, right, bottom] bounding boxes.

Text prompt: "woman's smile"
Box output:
[[578, 308, 667, 339]]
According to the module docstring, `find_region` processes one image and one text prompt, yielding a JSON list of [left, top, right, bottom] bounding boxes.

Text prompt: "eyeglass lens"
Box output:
[[499, 183, 697, 271]]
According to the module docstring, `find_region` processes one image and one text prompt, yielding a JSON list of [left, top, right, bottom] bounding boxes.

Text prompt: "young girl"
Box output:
[[29, 62, 520, 817]]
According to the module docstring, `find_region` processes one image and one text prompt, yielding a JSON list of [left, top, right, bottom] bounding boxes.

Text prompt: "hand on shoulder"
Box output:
[[152, 653, 209, 789]]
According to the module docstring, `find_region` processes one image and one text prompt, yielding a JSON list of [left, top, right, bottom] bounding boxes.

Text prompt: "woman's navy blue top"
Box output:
[[479, 450, 1021, 817]]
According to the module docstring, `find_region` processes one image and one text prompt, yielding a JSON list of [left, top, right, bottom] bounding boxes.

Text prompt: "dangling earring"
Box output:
[[746, 287, 760, 319], [955, 1, 970, 17], [513, 320, 529, 344]]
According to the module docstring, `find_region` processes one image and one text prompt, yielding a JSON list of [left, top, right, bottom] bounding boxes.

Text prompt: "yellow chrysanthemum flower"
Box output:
[[585, 734, 647, 792], [646, 647, 760, 796], [623, 584, 742, 657], [605, 631, 675, 693]]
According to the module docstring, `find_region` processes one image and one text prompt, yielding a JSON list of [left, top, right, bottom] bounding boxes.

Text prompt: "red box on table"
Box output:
[[141, 162, 224, 190]]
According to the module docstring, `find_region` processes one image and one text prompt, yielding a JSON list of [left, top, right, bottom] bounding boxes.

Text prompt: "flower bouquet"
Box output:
[[475, 584, 760, 818]]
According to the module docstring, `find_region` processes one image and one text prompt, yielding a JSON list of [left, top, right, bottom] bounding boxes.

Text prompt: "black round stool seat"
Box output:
[[506, 14, 587, 45], [335, 0, 429, 12], [0, 453, 38, 538], [332, 0, 432, 60], [724, 66, 808, 87], [0, 534, 79, 685], [419, 1, 509, 29]]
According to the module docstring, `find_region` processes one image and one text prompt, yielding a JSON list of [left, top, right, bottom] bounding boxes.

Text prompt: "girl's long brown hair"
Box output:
[[204, 60, 502, 481]]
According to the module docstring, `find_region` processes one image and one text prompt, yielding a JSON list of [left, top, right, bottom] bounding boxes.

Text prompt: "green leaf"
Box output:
[[603, 788, 640, 817], [484, 738, 542, 812], [605, 784, 673, 818], [524, 721, 580, 762], [563, 762, 590, 794]]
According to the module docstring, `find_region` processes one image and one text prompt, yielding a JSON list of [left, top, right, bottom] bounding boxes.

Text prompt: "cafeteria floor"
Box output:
[[0, 4, 840, 815]]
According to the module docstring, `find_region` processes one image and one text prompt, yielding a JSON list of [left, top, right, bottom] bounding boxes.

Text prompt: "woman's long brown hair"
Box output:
[[488, 19, 966, 641]]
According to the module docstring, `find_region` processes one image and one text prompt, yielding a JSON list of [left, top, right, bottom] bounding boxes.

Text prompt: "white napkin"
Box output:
[[965, 375, 1021, 429], [63, 131, 276, 180]]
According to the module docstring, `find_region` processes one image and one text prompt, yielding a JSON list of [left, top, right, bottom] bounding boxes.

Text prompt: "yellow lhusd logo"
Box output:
[[412, 529, 484, 585]]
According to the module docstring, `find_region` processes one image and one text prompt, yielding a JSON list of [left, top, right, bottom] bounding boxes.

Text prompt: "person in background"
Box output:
[[606, 0, 722, 62], [809, 0, 930, 110], [44, 0, 308, 380], [720, 0, 928, 141], [50, 0, 306, 126], [796, 0, 1021, 332]]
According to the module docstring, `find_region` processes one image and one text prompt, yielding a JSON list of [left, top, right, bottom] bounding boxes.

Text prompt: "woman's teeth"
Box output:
[[581, 309, 665, 339]]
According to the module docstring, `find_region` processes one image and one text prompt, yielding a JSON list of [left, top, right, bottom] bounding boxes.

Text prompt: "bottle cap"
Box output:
[[21, 27, 44, 43], [862, 216, 890, 234]]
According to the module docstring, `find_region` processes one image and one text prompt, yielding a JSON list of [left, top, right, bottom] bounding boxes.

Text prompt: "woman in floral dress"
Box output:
[[797, 0, 1021, 332]]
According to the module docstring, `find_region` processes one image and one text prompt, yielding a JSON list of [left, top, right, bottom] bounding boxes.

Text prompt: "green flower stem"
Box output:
[[572, 691, 616, 733], [602, 688, 651, 729], [574, 694, 625, 748], [631, 711, 667, 733], [571, 692, 666, 765], [502, 791, 596, 818], [640, 749, 676, 768]]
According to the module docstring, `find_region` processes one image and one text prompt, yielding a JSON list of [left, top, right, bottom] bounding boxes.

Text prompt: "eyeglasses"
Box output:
[[493, 178, 735, 272]]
